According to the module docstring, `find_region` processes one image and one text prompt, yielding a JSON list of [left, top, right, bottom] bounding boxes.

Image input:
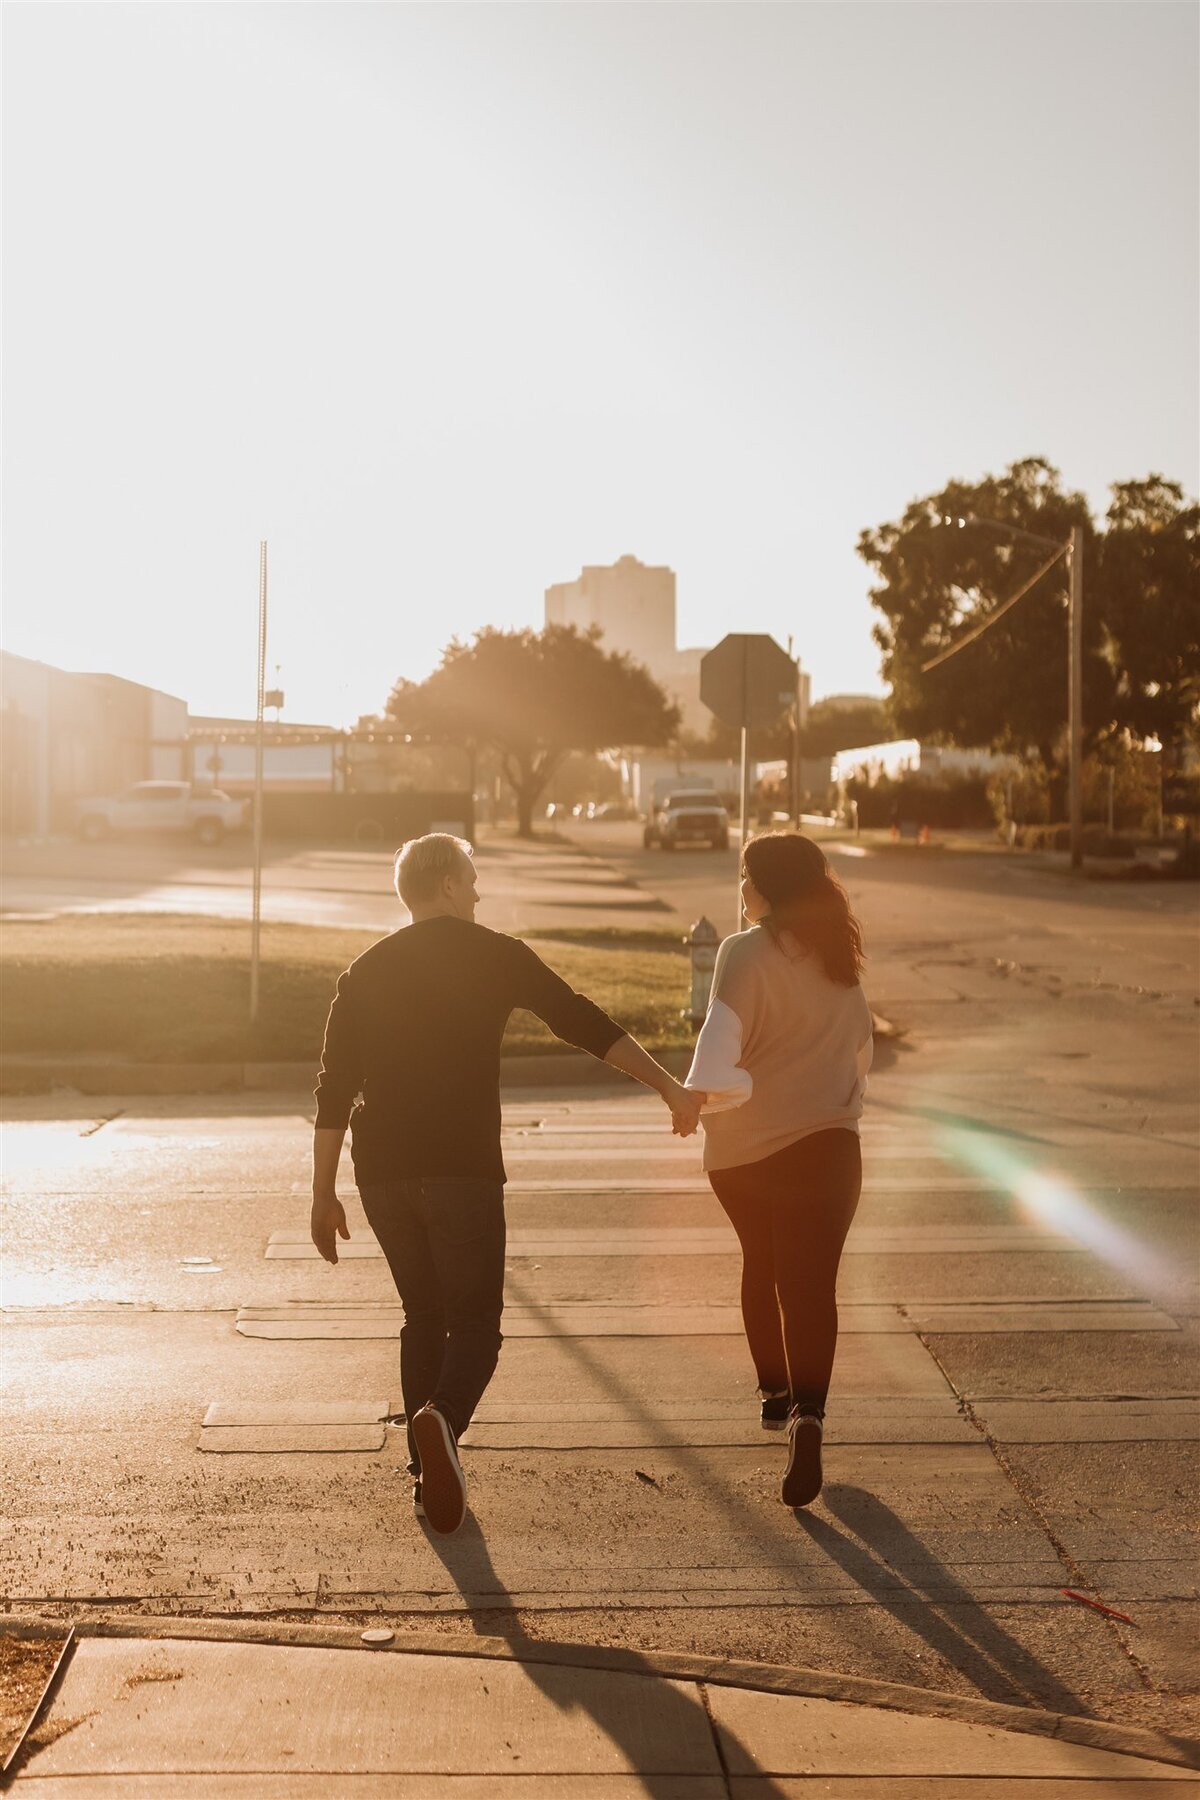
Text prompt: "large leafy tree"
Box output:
[[386, 625, 679, 837], [859, 458, 1113, 767], [1098, 476, 1199, 755]]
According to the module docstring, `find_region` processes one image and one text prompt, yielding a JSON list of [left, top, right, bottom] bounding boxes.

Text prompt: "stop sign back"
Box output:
[[700, 633, 798, 731]]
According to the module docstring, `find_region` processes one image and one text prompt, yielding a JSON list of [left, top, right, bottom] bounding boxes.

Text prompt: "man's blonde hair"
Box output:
[[393, 833, 474, 906]]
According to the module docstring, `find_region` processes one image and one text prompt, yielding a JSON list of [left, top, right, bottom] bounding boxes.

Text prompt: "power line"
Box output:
[[920, 540, 1068, 674]]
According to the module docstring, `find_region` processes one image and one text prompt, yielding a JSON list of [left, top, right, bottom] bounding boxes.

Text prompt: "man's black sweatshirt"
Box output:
[[314, 915, 626, 1184]]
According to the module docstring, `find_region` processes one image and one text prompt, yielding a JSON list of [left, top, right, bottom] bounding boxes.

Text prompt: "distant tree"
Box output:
[[798, 697, 891, 759], [675, 696, 889, 771], [675, 717, 786, 761], [1097, 476, 1200, 756], [385, 625, 678, 837], [858, 458, 1114, 769]]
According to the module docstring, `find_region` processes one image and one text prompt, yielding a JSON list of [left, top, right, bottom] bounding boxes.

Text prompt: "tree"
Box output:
[[1097, 476, 1199, 756], [858, 458, 1114, 769], [798, 697, 891, 759], [385, 625, 679, 837]]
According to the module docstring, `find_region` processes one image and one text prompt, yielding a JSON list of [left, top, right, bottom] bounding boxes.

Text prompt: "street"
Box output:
[[2, 827, 1197, 1770]]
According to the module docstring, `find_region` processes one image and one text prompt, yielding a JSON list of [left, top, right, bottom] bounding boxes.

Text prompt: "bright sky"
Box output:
[[4, 3, 1196, 727]]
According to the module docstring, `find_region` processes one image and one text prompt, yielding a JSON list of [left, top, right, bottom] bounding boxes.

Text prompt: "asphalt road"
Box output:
[[2, 825, 1197, 1742]]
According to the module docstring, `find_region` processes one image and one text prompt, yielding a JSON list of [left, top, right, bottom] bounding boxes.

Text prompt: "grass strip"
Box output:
[[1, 913, 693, 1063]]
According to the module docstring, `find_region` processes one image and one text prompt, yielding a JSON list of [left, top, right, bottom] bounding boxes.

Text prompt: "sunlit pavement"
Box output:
[[3, 826, 1198, 1777], [0, 828, 671, 934]]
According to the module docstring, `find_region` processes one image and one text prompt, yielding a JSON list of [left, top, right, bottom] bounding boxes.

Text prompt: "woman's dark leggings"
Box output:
[[708, 1128, 862, 1414]]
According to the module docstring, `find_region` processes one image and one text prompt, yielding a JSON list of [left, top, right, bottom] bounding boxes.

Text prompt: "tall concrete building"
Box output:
[[545, 554, 676, 668], [544, 554, 709, 735]]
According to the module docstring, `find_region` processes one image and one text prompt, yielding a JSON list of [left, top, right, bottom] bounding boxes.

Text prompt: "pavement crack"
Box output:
[[698, 1680, 734, 1799], [906, 1321, 1160, 1696], [78, 1110, 126, 1137]]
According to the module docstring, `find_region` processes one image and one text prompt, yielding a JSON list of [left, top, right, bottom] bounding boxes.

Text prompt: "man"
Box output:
[[311, 832, 701, 1535]]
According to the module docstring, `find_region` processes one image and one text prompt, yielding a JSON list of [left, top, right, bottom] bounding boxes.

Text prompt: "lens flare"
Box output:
[[933, 1122, 1175, 1298]]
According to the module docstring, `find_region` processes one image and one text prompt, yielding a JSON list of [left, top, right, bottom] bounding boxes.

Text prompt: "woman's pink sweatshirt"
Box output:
[[685, 923, 873, 1173]]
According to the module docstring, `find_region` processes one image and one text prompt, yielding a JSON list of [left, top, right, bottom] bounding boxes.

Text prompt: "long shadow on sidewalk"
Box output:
[[796, 1484, 1084, 1714], [495, 1273, 1099, 1723], [423, 1514, 791, 1799]]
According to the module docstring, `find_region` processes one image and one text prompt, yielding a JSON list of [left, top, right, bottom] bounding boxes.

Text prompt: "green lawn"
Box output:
[[0, 914, 693, 1063]]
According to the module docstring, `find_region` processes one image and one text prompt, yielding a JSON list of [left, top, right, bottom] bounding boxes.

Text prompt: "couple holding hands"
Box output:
[[312, 829, 871, 1534]]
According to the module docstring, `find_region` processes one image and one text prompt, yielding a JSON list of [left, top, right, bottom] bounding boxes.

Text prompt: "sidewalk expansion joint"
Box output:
[[906, 1318, 1161, 1698], [698, 1680, 734, 1800]]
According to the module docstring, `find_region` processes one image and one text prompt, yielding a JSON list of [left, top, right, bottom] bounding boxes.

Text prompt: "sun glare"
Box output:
[[934, 1122, 1174, 1299]]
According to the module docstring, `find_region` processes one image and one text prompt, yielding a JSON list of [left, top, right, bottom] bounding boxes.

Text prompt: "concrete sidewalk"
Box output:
[[9, 1621, 1194, 1794]]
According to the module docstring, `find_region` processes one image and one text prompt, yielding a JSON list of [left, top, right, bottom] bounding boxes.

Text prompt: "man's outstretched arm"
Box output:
[[603, 1034, 703, 1136], [515, 942, 702, 1136]]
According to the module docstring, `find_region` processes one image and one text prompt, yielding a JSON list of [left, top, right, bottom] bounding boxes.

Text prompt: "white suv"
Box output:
[[75, 781, 247, 847]]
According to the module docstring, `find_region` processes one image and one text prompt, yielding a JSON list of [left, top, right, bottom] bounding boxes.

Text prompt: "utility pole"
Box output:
[[738, 636, 750, 929], [1068, 524, 1084, 871], [787, 635, 801, 827], [250, 541, 268, 1023]]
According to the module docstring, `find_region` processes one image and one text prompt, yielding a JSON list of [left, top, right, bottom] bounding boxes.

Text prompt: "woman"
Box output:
[[686, 832, 872, 1508]]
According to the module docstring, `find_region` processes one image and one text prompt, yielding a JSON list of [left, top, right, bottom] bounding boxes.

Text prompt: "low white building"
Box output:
[[832, 739, 1017, 785], [1, 650, 188, 836]]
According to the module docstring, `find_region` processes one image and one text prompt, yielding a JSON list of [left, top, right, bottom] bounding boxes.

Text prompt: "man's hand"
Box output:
[[311, 1192, 350, 1265], [666, 1081, 704, 1138]]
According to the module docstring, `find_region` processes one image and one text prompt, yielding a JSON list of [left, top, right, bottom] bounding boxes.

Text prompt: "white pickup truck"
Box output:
[[75, 781, 247, 846], [643, 788, 731, 852]]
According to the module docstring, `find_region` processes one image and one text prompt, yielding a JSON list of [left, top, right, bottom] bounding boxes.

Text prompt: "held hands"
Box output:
[[311, 1192, 350, 1265], [666, 1080, 704, 1138]]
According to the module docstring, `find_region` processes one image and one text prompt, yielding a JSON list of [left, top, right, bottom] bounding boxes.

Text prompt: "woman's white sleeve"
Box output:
[[686, 996, 753, 1113]]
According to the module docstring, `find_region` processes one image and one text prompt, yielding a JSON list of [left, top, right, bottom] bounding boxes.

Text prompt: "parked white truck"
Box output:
[[643, 788, 731, 852], [75, 781, 247, 846]]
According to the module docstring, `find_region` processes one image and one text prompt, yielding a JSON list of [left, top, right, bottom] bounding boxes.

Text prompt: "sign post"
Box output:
[[700, 633, 799, 931], [250, 542, 268, 1024]]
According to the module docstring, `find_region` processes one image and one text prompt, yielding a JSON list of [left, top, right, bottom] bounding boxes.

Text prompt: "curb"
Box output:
[[0, 1017, 902, 1097], [2, 1612, 1192, 1771], [0, 1049, 695, 1097]]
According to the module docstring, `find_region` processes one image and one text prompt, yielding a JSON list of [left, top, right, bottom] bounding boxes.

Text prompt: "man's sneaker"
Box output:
[[411, 1402, 467, 1534], [759, 1389, 790, 1432], [781, 1405, 824, 1508], [412, 1481, 425, 1520]]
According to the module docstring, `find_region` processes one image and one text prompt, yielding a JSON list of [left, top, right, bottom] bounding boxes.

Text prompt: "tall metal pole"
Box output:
[[250, 541, 268, 1021], [787, 635, 801, 827], [736, 634, 751, 932], [1068, 524, 1084, 871], [737, 723, 749, 932]]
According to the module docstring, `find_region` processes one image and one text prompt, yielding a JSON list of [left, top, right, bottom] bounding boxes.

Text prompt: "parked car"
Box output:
[[643, 790, 731, 851], [75, 781, 247, 846], [592, 801, 638, 822]]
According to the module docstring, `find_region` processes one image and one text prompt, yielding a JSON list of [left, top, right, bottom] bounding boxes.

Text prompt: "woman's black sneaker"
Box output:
[[759, 1389, 791, 1432], [781, 1404, 824, 1507]]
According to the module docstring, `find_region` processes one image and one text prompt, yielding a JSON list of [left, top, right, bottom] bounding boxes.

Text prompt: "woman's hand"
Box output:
[[666, 1081, 704, 1138]]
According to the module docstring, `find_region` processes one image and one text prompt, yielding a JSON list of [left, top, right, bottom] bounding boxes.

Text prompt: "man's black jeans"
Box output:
[[358, 1177, 506, 1477]]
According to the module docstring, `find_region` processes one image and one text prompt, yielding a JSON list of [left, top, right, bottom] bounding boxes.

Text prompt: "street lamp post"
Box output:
[[1067, 523, 1084, 871], [931, 514, 1085, 871]]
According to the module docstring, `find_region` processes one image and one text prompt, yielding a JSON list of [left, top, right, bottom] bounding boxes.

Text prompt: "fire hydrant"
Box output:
[[685, 916, 720, 1025]]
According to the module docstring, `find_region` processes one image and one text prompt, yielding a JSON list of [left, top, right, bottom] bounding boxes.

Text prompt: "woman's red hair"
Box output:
[[742, 832, 865, 987]]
